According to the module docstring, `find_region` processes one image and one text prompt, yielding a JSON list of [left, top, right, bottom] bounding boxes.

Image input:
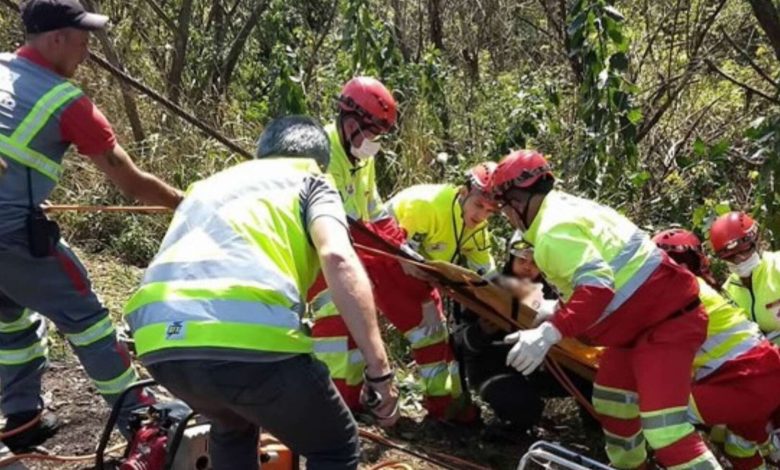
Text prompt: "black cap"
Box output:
[[20, 0, 109, 34]]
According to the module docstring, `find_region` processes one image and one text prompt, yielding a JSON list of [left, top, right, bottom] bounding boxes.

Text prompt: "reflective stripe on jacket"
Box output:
[[125, 159, 327, 361]]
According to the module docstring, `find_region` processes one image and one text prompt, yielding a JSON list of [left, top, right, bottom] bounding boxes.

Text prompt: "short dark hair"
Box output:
[[256, 116, 330, 169], [525, 174, 554, 195]]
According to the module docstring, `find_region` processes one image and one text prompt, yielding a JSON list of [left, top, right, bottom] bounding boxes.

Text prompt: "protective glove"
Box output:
[[504, 322, 562, 375], [531, 299, 559, 327], [360, 370, 400, 427], [420, 300, 446, 337]]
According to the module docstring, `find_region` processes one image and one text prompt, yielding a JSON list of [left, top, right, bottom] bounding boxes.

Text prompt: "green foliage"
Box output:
[[0, 0, 777, 269], [567, 0, 640, 197]]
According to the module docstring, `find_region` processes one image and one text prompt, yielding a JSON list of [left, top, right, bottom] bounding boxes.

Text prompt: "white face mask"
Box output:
[[350, 138, 381, 160], [727, 252, 761, 278]]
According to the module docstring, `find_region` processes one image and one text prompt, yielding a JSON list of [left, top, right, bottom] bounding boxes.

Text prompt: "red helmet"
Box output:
[[466, 161, 497, 192], [490, 150, 554, 198], [653, 228, 710, 275], [652, 229, 703, 253], [710, 212, 758, 259], [338, 77, 397, 133]]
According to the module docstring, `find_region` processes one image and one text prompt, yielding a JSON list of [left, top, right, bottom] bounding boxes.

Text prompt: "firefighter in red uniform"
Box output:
[[309, 77, 476, 422], [653, 228, 780, 470], [488, 150, 720, 469]]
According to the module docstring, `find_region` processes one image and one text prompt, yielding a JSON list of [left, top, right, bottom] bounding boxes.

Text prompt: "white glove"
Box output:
[[504, 322, 562, 375], [421, 300, 446, 337], [531, 299, 559, 327]]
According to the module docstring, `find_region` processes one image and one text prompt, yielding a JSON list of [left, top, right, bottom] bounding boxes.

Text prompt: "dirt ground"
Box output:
[[4, 249, 607, 470], [8, 358, 604, 470]]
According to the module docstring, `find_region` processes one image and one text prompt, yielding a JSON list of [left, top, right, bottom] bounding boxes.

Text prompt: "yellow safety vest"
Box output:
[[694, 278, 763, 380], [124, 158, 328, 359], [724, 251, 780, 345], [325, 123, 388, 222], [524, 190, 663, 322], [388, 184, 495, 275]]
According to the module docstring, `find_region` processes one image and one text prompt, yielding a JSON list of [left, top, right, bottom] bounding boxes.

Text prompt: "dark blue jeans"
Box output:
[[147, 354, 360, 470]]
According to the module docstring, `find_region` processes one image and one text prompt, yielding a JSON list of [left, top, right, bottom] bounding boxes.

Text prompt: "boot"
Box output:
[[2, 410, 60, 452]]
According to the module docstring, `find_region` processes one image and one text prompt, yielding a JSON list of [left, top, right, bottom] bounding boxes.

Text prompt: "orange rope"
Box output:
[[0, 443, 125, 467], [544, 357, 598, 420], [44, 205, 171, 213], [0, 414, 41, 441], [359, 429, 491, 470]]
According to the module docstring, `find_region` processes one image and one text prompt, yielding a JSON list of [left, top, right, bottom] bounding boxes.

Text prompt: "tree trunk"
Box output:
[[167, 0, 195, 104], [215, 0, 270, 96], [81, 0, 145, 143], [391, 0, 411, 61], [428, 0, 445, 51], [748, 0, 780, 61]]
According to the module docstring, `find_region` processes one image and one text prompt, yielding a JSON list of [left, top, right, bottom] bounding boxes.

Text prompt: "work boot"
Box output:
[[2, 410, 60, 452]]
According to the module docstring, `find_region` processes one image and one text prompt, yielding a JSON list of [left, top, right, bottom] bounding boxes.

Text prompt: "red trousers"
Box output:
[[591, 257, 716, 469], [310, 219, 462, 419], [692, 341, 780, 470]]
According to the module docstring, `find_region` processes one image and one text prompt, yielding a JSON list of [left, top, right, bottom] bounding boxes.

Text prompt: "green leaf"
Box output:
[[693, 138, 707, 157], [715, 201, 732, 215], [629, 170, 650, 188], [710, 139, 731, 158], [603, 5, 625, 21], [627, 108, 642, 125], [609, 52, 629, 71]]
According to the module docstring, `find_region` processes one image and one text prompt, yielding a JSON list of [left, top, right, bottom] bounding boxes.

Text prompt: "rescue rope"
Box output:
[[43, 204, 171, 213], [358, 428, 491, 470], [0, 414, 40, 441], [0, 443, 126, 468]]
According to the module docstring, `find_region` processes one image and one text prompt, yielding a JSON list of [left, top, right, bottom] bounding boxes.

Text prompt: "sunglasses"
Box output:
[[338, 96, 393, 133], [492, 165, 552, 199]]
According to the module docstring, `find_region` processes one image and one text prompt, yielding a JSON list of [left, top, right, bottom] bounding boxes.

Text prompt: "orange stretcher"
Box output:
[[354, 244, 601, 382]]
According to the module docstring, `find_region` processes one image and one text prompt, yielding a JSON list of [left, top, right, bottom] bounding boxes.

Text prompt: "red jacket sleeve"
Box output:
[[60, 96, 117, 157], [550, 285, 615, 338]]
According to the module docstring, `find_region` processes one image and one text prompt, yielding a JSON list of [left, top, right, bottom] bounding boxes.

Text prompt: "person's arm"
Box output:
[[90, 144, 183, 209], [60, 97, 183, 209], [536, 225, 616, 338], [311, 216, 390, 376]]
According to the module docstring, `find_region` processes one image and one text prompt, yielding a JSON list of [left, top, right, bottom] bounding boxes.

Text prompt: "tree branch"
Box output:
[[304, 0, 339, 87], [748, 0, 780, 61], [720, 27, 779, 88], [138, 0, 177, 32], [704, 58, 780, 105]]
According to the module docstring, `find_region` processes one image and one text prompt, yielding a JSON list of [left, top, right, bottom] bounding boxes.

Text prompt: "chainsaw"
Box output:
[[95, 380, 297, 470]]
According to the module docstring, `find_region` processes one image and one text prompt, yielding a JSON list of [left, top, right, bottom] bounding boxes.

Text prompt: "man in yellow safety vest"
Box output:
[[125, 116, 398, 470]]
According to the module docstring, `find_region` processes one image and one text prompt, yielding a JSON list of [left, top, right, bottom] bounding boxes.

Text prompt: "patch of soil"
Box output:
[[11, 358, 606, 470]]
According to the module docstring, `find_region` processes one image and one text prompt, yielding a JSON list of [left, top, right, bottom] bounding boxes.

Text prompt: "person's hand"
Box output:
[[360, 370, 400, 427], [0, 158, 6, 176], [531, 299, 559, 327], [504, 322, 562, 375], [420, 300, 445, 337]]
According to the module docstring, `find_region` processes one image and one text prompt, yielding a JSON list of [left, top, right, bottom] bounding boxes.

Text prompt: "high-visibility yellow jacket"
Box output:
[[388, 183, 495, 275], [724, 251, 780, 345], [125, 158, 336, 363], [694, 278, 763, 380], [325, 123, 388, 222], [523, 190, 663, 337]]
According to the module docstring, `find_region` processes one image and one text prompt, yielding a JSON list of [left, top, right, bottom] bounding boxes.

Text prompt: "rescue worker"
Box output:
[[489, 149, 720, 469], [310, 77, 474, 422], [0, 0, 182, 450], [653, 228, 780, 470], [124, 116, 399, 470], [710, 212, 780, 345], [388, 162, 497, 276]]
